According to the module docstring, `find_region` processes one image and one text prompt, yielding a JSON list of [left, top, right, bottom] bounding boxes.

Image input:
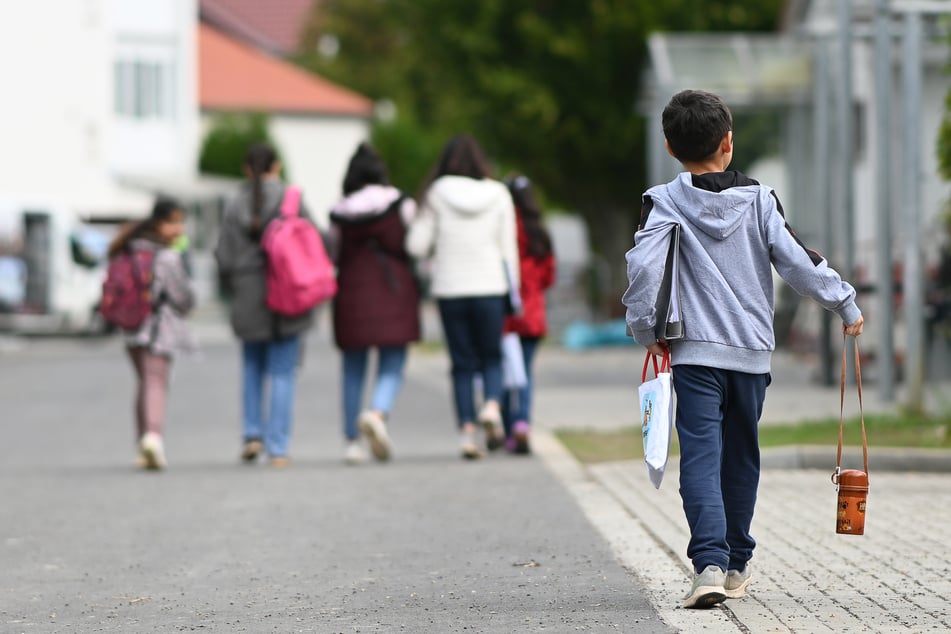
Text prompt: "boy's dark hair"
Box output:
[[662, 90, 733, 163]]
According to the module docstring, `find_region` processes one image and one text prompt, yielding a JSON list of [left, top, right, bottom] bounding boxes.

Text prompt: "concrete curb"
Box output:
[[761, 445, 951, 472]]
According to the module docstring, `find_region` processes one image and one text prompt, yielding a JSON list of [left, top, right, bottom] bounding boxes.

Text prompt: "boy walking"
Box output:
[[622, 90, 864, 609]]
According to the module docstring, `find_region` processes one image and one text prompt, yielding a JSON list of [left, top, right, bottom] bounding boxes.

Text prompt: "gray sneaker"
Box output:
[[725, 565, 752, 599], [683, 565, 727, 609]]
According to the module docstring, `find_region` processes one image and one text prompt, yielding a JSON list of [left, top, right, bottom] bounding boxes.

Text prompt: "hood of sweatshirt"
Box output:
[[427, 175, 508, 215], [331, 184, 402, 218], [665, 172, 759, 241]]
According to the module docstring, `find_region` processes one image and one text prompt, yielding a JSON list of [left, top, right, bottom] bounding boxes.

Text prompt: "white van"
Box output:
[[0, 195, 113, 334]]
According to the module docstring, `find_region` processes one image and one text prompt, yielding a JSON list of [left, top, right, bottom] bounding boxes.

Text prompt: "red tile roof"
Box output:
[[200, 0, 316, 56], [198, 23, 373, 117]]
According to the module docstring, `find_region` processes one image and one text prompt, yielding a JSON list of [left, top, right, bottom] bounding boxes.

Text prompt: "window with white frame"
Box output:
[[114, 58, 176, 119]]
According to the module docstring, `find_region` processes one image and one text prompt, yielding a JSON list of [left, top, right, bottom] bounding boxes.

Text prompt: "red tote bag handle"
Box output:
[[641, 349, 671, 382]]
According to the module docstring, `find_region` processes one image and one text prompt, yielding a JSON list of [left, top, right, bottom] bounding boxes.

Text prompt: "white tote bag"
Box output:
[[639, 350, 673, 489], [501, 332, 528, 389]]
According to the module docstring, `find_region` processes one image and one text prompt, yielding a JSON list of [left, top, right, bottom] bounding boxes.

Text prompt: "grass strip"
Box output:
[[554, 413, 951, 464]]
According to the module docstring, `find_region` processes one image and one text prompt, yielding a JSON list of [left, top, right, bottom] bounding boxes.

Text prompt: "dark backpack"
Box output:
[[99, 249, 155, 331]]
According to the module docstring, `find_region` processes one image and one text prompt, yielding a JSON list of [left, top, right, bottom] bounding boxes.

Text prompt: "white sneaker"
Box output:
[[344, 440, 367, 465], [683, 565, 726, 609], [460, 428, 483, 460], [140, 432, 166, 470], [725, 564, 752, 599], [478, 402, 503, 451], [358, 410, 392, 461]]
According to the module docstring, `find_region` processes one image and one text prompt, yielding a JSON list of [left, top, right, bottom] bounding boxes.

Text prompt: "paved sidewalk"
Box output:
[[540, 441, 951, 633], [521, 344, 951, 633]]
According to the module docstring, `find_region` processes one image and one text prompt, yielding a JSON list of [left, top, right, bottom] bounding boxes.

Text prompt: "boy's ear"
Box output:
[[721, 131, 733, 155], [665, 139, 677, 159]]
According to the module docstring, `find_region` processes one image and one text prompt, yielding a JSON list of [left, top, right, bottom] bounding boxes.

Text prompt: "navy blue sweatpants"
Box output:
[[672, 364, 770, 574]]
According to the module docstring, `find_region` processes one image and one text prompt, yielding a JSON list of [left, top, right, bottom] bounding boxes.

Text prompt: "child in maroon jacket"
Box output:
[[501, 175, 555, 453]]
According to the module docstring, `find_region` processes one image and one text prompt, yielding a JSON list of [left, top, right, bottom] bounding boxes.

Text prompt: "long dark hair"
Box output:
[[417, 134, 492, 200], [506, 175, 552, 258], [108, 196, 182, 257], [343, 142, 388, 195], [245, 142, 278, 237]]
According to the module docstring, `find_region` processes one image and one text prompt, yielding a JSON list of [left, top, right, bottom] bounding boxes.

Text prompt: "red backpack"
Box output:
[[99, 248, 155, 331], [260, 186, 337, 316]]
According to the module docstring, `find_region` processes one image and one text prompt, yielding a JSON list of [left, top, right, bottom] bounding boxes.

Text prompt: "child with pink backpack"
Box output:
[[103, 197, 195, 469], [214, 142, 329, 468]]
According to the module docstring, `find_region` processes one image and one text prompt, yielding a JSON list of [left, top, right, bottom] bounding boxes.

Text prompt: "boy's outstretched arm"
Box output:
[[765, 206, 862, 328]]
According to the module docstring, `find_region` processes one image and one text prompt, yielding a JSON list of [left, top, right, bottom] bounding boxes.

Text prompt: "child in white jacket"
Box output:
[[407, 134, 519, 459]]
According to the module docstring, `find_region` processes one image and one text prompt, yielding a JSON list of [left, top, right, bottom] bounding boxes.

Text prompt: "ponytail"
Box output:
[[244, 142, 278, 238], [107, 219, 148, 258], [506, 175, 552, 258]]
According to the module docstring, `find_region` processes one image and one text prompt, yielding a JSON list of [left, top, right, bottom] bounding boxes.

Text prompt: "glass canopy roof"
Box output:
[[646, 33, 814, 107]]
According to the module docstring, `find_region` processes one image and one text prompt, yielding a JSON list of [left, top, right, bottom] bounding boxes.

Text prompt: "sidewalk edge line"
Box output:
[[532, 429, 745, 633]]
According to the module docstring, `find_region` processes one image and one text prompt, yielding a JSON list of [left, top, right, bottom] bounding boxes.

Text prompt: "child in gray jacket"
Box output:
[[622, 89, 864, 609], [109, 197, 195, 470]]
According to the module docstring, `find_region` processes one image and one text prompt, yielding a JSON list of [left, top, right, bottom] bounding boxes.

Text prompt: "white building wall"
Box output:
[[108, 0, 199, 186], [0, 2, 111, 208], [270, 115, 370, 229], [0, 0, 197, 217]]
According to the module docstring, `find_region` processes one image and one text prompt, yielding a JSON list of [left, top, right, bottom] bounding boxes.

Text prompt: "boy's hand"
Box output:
[[647, 341, 668, 356], [843, 315, 864, 337]]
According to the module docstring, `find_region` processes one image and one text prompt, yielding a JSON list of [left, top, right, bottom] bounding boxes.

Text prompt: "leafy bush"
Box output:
[[198, 112, 280, 178], [370, 117, 444, 196]]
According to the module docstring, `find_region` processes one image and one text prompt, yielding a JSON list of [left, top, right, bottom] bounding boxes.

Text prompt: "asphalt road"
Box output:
[[0, 335, 670, 633]]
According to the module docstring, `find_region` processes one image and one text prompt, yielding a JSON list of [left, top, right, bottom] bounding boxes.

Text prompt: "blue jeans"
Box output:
[[502, 335, 540, 435], [438, 296, 505, 427], [241, 335, 301, 458], [341, 345, 408, 440], [672, 364, 770, 574]]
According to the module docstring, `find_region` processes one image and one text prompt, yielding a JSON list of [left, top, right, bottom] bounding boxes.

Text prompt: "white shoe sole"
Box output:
[[683, 586, 727, 609], [359, 414, 391, 461], [725, 576, 752, 599]]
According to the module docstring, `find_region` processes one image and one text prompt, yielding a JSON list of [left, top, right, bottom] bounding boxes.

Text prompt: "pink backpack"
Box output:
[[99, 248, 155, 331], [261, 186, 336, 316]]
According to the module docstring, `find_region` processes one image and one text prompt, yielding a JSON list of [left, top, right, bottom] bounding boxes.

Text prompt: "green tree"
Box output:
[[936, 36, 951, 249], [199, 112, 279, 178], [298, 1, 783, 311], [939, 86, 951, 181]]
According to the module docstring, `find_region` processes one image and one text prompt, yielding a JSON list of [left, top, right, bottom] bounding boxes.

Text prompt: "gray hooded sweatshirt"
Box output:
[[623, 171, 861, 374]]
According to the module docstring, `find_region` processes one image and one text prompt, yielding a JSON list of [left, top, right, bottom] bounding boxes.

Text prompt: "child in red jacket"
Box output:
[[502, 175, 555, 453]]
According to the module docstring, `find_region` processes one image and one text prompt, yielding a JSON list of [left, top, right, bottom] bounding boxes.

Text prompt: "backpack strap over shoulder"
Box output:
[[280, 185, 301, 218]]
